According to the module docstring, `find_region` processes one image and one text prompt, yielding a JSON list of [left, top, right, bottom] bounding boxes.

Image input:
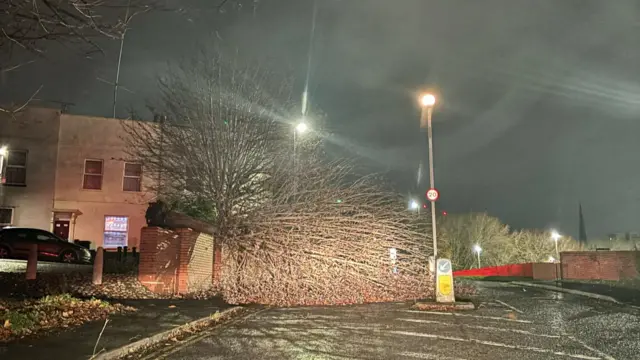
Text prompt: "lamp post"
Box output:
[[551, 230, 561, 259], [293, 121, 308, 198], [409, 199, 420, 211], [419, 93, 438, 259], [0, 146, 7, 207], [473, 244, 482, 268], [0, 146, 7, 182]]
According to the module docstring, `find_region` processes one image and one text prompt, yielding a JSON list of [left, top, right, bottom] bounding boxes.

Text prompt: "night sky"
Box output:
[[2, 0, 640, 239]]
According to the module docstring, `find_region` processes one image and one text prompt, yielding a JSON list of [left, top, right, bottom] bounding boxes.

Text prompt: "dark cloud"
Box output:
[[2, 0, 640, 238]]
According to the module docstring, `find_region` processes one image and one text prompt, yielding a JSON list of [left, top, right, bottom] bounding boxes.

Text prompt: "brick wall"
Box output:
[[532, 263, 559, 280], [187, 232, 214, 293], [561, 251, 639, 281], [137, 227, 180, 295], [138, 227, 216, 295]]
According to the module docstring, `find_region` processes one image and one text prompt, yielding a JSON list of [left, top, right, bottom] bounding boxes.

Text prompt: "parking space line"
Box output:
[[402, 310, 533, 323], [495, 299, 524, 314], [390, 331, 602, 360], [398, 318, 561, 338], [568, 336, 616, 360], [399, 351, 468, 360]]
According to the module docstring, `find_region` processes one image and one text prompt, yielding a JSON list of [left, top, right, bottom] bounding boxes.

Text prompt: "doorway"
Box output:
[[54, 220, 70, 240]]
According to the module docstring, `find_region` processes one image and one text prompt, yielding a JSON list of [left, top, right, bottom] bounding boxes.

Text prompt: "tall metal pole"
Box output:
[[422, 106, 438, 259], [555, 239, 559, 259], [293, 130, 297, 199], [477, 252, 481, 268], [0, 152, 4, 206]]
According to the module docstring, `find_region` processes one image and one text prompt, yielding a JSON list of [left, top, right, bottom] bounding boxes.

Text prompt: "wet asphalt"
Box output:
[[155, 282, 640, 360]]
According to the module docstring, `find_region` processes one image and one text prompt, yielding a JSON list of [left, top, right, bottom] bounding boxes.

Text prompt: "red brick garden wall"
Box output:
[[138, 227, 221, 295], [561, 251, 639, 281], [532, 263, 559, 280]]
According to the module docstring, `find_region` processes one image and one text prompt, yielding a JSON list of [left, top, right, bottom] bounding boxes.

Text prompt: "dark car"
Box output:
[[0, 227, 92, 264]]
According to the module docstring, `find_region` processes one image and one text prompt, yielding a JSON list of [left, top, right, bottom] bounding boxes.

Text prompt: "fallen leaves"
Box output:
[[0, 294, 136, 343]]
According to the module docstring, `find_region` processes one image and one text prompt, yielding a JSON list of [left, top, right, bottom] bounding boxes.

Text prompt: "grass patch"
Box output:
[[1, 294, 135, 342]]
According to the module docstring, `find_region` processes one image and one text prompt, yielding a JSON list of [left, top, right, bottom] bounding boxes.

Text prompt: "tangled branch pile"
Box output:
[[125, 47, 435, 306], [220, 164, 434, 306]]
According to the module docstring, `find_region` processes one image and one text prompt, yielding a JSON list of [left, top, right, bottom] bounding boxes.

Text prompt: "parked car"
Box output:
[[0, 227, 92, 264]]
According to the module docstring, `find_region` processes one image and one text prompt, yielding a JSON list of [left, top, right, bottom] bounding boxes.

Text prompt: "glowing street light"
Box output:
[[548, 256, 556, 263], [0, 146, 7, 157], [473, 244, 482, 268], [409, 199, 420, 211], [295, 121, 308, 134], [420, 93, 436, 107], [551, 230, 561, 259]]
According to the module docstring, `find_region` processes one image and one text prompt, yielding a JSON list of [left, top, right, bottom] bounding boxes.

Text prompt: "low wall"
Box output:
[[561, 251, 639, 281], [453, 263, 533, 278], [532, 262, 559, 280], [138, 227, 220, 295]]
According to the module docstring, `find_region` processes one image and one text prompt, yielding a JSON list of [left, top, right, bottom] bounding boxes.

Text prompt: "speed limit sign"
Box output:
[[426, 188, 440, 202]]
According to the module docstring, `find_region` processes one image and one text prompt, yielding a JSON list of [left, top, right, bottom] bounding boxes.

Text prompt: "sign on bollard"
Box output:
[[436, 258, 455, 303]]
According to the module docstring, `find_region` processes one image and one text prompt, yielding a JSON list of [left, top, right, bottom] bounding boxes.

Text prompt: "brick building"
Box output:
[[0, 107, 156, 249]]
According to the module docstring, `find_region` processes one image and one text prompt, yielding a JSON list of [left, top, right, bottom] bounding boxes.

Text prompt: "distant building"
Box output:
[[607, 232, 640, 242], [0, 107, 156, 249]]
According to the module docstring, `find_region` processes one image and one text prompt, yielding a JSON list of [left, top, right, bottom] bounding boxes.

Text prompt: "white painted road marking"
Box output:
[[399, 351, 469, 360], [402, 310, 533, 323], [568, 336, 616, 360], [397, 318, 562, 338], [495, 299, 524, 314], [390, 331, 602, 360]]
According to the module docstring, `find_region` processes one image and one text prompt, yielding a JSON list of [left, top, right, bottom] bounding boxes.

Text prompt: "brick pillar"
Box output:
[[138, 227, 179, 295], [176, 228, 196, 294]]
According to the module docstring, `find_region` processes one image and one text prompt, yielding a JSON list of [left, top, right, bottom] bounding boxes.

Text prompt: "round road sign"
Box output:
[[426, 188, 440, 202]]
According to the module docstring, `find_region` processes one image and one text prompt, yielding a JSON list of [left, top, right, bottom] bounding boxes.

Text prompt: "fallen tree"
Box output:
[[219, 162, 435, 306]]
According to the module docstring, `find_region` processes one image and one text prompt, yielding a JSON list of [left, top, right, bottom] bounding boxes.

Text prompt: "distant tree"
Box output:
[[441, 213, 582, 269]]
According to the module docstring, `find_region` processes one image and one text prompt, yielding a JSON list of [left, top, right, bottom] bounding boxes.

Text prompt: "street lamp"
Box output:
[[409, 199, 420, 211], [551, 230, 561, 259], [473, 244, 482, 268], [419, 92, 438, 260], [293, 120, 309, 198], [420, 93, 436, 107], [295, 122, 308, 134]]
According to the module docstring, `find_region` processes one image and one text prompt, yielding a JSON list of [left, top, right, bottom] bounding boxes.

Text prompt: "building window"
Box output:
[[103, 216, 128, 248], [123, 163, 142, 192], [4, 150, 27, 186], [0, 208, 13, 227], [83, 159, 103, 190]]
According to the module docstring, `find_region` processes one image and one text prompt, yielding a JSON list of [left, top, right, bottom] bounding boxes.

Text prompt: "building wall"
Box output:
[[0, 107, 61, 230], [54, 114, 156, 248], [561, 251, 639, 280]]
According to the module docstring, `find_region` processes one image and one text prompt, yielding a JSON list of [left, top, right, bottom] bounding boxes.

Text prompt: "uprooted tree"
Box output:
[[220, 161, 435, 306], [125, 48, 438, 305]]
